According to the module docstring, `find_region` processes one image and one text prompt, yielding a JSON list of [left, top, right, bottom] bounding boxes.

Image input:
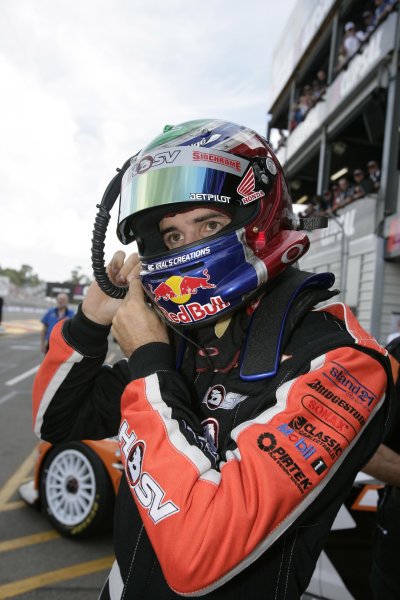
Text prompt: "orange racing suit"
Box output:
[[32, 273, 395, 599]]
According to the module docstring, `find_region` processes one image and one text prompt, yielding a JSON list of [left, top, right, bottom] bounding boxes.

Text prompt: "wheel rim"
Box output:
[[45, 449, 97, 526]]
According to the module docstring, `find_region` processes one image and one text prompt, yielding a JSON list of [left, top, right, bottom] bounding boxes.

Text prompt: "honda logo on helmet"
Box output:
[[237, 168, 265, 205]]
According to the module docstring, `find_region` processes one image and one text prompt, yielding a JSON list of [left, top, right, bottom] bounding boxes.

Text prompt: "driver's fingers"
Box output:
[[126, 262, 141, 283], [118, 253, 140, 282], [108, 251, 126, 278]]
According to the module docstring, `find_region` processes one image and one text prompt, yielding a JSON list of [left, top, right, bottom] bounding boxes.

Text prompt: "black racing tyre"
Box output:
[[39, 441, 115, 538]]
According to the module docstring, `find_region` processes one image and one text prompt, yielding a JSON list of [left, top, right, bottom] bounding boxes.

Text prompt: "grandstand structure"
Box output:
[[267, 0, 400, 343]]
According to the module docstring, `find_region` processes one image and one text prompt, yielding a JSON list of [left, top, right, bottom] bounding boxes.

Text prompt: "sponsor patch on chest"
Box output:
[[202, 384, 248, 410]]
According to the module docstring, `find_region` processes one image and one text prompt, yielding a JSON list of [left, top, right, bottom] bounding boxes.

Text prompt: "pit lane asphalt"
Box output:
[[0, 310, 119, 599]]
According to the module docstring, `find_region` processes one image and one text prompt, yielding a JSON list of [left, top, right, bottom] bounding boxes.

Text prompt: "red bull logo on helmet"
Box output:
[[149, 269, 230, 324], [150, 269, 216, 304]]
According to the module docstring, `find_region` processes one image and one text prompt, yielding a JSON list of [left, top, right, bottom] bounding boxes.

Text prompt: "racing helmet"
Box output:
[[117, 119, 310, 328]]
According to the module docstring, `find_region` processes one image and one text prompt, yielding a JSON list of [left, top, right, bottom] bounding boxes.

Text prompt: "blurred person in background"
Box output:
[[367, 160, 381, 191], [374, 0, 397, 23], [352, 168, 375, 199], [343, 21, 365, 59], [333, 176, 355, 210], [362, 9, 377, 35], [40, 292, 74, 353]]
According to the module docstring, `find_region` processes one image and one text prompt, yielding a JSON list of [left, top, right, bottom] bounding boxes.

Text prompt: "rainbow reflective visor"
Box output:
[[117, 146, 252, 244]]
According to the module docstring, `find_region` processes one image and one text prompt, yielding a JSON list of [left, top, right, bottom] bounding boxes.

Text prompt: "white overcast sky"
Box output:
[[0, 0, 297, 283]]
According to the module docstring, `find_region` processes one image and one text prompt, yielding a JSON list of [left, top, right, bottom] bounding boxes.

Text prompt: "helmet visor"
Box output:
[[118, 146, 250, 242]]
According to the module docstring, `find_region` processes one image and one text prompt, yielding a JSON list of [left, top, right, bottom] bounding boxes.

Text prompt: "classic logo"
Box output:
[[288, 416, 343, 460], [237, 167, 265, 205], [119, 421, 179, 524], [202, 385, 247, 410]]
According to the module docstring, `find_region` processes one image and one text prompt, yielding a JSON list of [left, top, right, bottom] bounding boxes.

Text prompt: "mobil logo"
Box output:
[[150, 269, 215, 304], [276, 423, 317, 460]]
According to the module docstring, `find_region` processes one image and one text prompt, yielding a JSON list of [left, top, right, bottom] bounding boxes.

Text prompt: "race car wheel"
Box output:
[[40, 442, 114, 538]]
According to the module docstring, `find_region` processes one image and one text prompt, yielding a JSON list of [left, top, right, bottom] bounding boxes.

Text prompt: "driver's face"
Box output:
[[159, 208, 231, 250]]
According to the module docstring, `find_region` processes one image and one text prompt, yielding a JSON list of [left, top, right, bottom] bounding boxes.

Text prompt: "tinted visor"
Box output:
[[118, 146, 250, 244]]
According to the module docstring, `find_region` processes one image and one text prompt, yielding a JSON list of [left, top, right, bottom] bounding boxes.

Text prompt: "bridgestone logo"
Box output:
[[307, 379, 366, 426]]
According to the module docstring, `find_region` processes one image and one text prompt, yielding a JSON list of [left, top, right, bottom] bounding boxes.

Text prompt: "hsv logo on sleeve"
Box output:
[[119, 420, 179, 524]]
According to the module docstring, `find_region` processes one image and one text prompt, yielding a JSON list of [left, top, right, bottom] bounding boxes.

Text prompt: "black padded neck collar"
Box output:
[[239, 267, 338, 380]]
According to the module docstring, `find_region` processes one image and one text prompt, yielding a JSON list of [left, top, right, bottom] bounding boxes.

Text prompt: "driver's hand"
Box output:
[[112, 274, 169, 357], [82, 251, 139, 325]]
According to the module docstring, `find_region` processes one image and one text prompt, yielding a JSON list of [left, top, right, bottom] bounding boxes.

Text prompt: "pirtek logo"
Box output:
[[257, 432, 313, 492]]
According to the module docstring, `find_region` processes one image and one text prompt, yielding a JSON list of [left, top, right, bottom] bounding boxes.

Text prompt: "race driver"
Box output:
[[32, 119, 396, 599]]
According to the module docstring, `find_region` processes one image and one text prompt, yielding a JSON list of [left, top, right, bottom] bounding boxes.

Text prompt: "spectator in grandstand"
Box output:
[[310, 70, 327, 103], [316, 69, 327, 90], [343, 22, 365, 59], [362, 9, 377, 35], [374, 0, 397, 23], [332, 177, 355, 211], [289, 100, 303, 130], [313, 194, 330, 215], [290, 86, 313, 130], [335, 42, 348, 73], [322, 188, 335, 212], [298, 85, 313, 114], [367, 160, 381, 191], [352, 168, 375, 199], [299, 201, 315, 218]]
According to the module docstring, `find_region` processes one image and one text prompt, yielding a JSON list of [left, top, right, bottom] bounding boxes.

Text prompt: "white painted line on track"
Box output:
[[10, 345, 38, 350], [5, 365, 40, 386], [0, 391, 19, 406]]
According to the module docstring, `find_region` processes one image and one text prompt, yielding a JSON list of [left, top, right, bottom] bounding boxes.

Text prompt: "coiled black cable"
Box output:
[[90, 157, 134, 299], [91, 203, 128, 298]]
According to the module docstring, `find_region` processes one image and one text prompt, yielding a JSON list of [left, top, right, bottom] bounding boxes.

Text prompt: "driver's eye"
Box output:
[[164, 231, 184, 248]]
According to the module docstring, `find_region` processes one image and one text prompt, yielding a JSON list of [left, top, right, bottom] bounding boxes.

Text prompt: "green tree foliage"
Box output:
[[0, 264, 41, 286], [66, 266, 91, 285]]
